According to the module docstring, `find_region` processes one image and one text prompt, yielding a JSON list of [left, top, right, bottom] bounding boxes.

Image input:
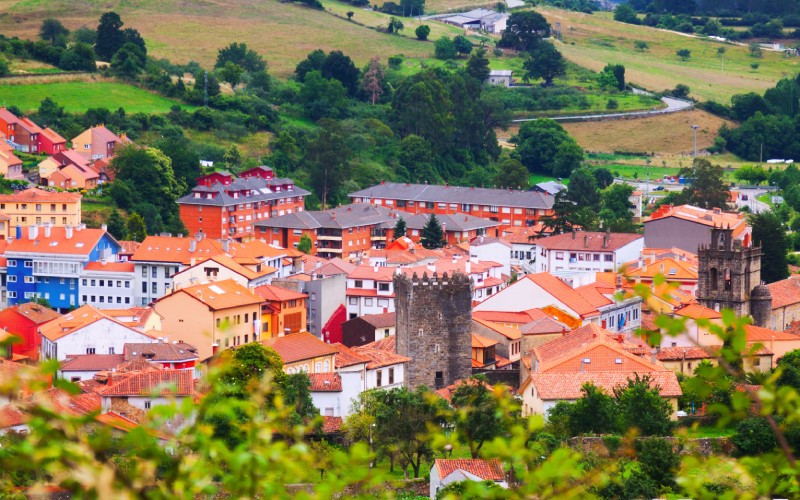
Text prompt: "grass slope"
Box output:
[[537, 7, 799, 103], [0, 0, 442, 76], [0, 80, 188, 113]]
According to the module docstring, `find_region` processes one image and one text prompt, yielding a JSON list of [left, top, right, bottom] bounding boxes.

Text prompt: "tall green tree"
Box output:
[[95, 12, 125, 61], [215, 42, 267, 73], [600, 183, 636, 232], [498, 11, 550, 51], [568, 383, 617, 435], [106, 209, 127, 240], [680, 158, 729, 210], [299, 70, 349, 120], [466, 47, 491, 82], [613, 375, 673, 436], [110, 42, 146, 79], [283, 373, 318, 426], [393, 217, 407, 238], [453, 35, 472, 57], [125, 212, 147, 242], [306, 119, 352, 209], [513, 119, 579, 176], [39, 19, 69, 45], [415, 24, 431, 40], [749, 210, 789, 283], [494, 158, 529, 189], [450, 376, 517, 458], [541, 168, 600, 233], [421, 213, 445, 249], [434, 37, 457, 60], [523, 41, 566, 86]]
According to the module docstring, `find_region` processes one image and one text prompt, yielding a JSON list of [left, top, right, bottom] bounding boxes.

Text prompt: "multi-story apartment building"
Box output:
[[70, 125, 128, 160], [79, 261, 135, 308], [5, 224, 120, 311], [0, 108, 42, 153], [0, 188, 82, 232], [532, 231, 644, 274], [349, 182, 554, 232], [177, 167, 309, 242], [254, 203, 398, 258]]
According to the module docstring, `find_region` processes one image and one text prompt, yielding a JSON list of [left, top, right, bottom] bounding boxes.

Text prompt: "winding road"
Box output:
[[511, 95, 694, 123]]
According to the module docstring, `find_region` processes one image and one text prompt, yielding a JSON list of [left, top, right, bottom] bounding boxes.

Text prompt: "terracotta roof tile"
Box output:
[[123, 342, 198, 362], [309, 372, 342, 392], [100, 370, 194, 396], [529, 371, 682, 400], [322, 416, 342, 433], [520, 317, 569, 335], [358, 335, 396, 352], [39, 305, 156, 342], [253, 283, 307, 302], [167, 279, 264, 310], [0, 187, 80, 203], [352, 345, 410, 369], [60, 354, 125, 371], [83, 261, 135, 272], [534, 231, 642, 252], [472, 333, 499, 348], [434, 458, 505, 481], [472, 309, 549, 324], [526, 273, 603, 318], [674, 304, 722, 320], [647, 205, 748, 239], [7, 226, 108, 256], [262, 332, 338, 364], [357, 312, 396, 329], [768, 275, 800, 309], [472, 318, 521, 340], [330, 343, 370, 368], [11, 302, 60, 324], [745, 324, 800, 342]]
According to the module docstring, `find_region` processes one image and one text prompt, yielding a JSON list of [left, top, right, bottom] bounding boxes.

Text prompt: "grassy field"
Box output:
[[423, 0, 495, 14], [536, 7, 799, 103], [0, 79, 190, 113], [0, 0, 444, 77]]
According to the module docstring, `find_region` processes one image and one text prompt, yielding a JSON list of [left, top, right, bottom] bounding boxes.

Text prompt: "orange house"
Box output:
[[253, 284, 308, 338]]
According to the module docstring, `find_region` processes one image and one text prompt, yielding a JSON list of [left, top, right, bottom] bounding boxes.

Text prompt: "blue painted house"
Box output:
[[6, 224, 120, 311]]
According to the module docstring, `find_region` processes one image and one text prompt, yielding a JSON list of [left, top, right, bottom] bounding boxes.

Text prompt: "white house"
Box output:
[[79, 261, 135, 309], [487, 70, 512, 87], [58, 353, 124, 381], [469, 236, 512, 277], [39, 305, 158, 361], [170, 254, 277, 291], [532, 231, 644, 274], [429, 459, 508, 498]]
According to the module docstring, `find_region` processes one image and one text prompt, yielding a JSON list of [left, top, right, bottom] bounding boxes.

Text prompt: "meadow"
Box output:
[[0, 79, 189, 113], [536, 7, 799, 104]]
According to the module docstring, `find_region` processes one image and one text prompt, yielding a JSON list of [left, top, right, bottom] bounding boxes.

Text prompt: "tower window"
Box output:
[[724, 269, 732, 291], [710, 268, 718, 290]]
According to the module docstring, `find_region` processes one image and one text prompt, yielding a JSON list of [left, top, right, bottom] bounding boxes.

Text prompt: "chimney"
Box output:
[[65, 225, 73, 240], [28, 224, 38, 240], [583, 234, 589, 248], [650, 348, 658, 365], [101, 223, 107, 233], [189, 239, 197, 253], [44, 223, 51, 238], [101, 258, 107, 266], [465, 261, 471, 274], [650, 252, 656, 264], [373, 265, 379, 273], [222, 239, 230, 253], [190, 257, 196, 267], [603, 229, 609, 249], [572, 229, 577, 240], [212, 343, 219, 355]]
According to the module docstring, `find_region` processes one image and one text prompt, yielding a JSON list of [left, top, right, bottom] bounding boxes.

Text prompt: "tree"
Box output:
[[215, 42, 267, 73], [498, 11, 551, 51], [95, 12, 125, 61], [568, 383, 617, 435], [614, 3, 639, 24], [734, 165, 769, 185], [372, 386, 445, 478], [676, 48, 691, 61], [125, 212, 147, 242], [680, 158, 729, 210], [593, 167, 614, 189], [542, 168, 601, 233], [634, 40, 649, 51], [494, 158, 529, 189], [749, 42, 763, 58], [297, 234, 312, 254], [421, 213, 445, 249], [434, 37, 457, 60], [388, 17, 404, 34], [110, 42, 146, 79], [466, 47, 490, 82], [0, 58, 8, 78], [393, 217, 407, 238], [154, 135, 201, 191], [731, 92, 770, 121], [283, 373, 317, 426], [671, 83, 690, 98], [415, 24, 431, 40], [751, 62, 759, 71], [513, 119, 577, 175], [320, 50, 360, 96], [603, 63, 625, 91], [346, 10, 354, 20], [732, 417, 777, 455], [453, 35, 472, 57], [299, 70, 349, 120], [362, 57, 385, 105], [600, 183, 636, 232], [450, 377, 516, 458], [777, 350, 800, 391], [39, 19, 69, 45], [223, 144, 242, 169], [306, 119, 352, 209], [218, 62, 244, 87], [749, 211, 789, 283], [523, 41, 566, 86], [637, 438, 680, 489], [72, 27, 96, 45], [613, 375, 673, 436], [553, 140, 584, 177], [106, 209, 127, 240], [58, 43, 96, 71]]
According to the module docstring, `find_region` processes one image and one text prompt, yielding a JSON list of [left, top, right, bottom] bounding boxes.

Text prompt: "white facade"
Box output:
[[80, 269, 135, 309], [365, 363, 404, 391], [133, 262, 179, 307], [60, 369, 101, 382], [171, 261, 274, 290], [429, 466, 508, 499], [41, 318, 156, 361], [533, 238, 644, 274], [470, 240, 512, 277]]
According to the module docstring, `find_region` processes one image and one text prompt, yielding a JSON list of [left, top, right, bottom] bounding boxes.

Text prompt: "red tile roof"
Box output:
[[472, 318, 521, 340], [520, 317, 569, 335], [322, 416, 343, 434], [358, 335, 396, 352], [262, 332, 338, 364], [674, 304, 722, 320], [434, 459, 505, 481], [534, 231, 642, 252], [529, 371, 682, 400], [130, 236, 225, 263], [309, 372, 342, 392], [0, 187, 80, 203], [83, 261, 135, 272], [7, 226, 106, 256], [60, 354, 125, 371], [39, 305, 156, 342], [472, 309, 549, 324], [330, 343, 370, 368], [123, 342, 198, 362], [168, 279, 264, 310], [11, 302, 60, 324], [526, 273, 603, 318], [100, 370, 195, 396], [353, 345, 410, 369], [41, 127, 66, 144], [472, 333, 499, 348], [745, 324, 800, 342], [253, 283, 307, 302], [647, 204, 748, 239], [768, 275, 800, 309], [357, 312, 396, 329]]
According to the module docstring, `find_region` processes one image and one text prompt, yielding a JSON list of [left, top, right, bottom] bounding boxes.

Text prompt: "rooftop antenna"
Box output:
[[203, 71, 209, 108]]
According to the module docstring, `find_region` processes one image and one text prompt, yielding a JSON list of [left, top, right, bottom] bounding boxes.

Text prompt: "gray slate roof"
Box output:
[[177, 176, 310, 207], [349, 182, 554, 210], [254, 203, 399, 230], [403, 213, 499, 232]]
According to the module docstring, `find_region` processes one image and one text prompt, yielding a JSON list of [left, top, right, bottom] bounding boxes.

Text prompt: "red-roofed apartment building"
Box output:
[[531, 230, 644, 274], [0, 108, 42, 153], [38, 127, 66, 155], [645, 204, 751, 253], [71, 125, 128, 160], [474, 272, 642, 334]]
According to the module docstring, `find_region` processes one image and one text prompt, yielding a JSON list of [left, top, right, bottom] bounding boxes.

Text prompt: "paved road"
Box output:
[[511, 95, 693, 123]]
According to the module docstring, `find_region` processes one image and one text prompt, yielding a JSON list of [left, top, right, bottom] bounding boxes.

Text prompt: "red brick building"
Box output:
[[349, 182, 554, 232], [254, 203, 399, 259], [177, 167, 309, 242], [38, 128, 67, 156]]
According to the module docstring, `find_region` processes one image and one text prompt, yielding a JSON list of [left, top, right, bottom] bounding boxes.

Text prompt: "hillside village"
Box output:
[[1, 0, 800, 496]]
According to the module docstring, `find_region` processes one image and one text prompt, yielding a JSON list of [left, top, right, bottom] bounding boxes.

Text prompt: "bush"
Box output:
[[434, 37, 457, 60], [606, 99, 618, 110], [415, 24, 430, 41], [732, 417, 777, 455]]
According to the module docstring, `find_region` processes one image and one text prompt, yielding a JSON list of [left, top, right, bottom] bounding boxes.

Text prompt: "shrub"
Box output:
[[732, 417, 777, 455], [606, 99, 618, 110], [415, 25, 430, 41]]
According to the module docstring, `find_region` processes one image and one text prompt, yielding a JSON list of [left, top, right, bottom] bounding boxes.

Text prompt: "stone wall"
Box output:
[[568, 436, 735, 457], [395, 272, 473, 390]]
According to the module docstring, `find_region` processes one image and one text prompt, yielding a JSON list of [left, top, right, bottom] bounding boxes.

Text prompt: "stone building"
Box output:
[[696, 226, 771, 327], [394, 272, 473, 389]]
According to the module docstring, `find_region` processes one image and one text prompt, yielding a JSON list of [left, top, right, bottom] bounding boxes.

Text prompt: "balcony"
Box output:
[[317, 235, 342, 241]]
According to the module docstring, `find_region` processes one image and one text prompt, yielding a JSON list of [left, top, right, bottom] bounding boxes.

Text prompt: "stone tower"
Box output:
[[394, 271, 473, 390], [697, 226, 762, 318], [750, 284, 772, 328]]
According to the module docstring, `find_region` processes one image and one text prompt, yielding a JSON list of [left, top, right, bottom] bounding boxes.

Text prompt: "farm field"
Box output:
[[536, 7, 799, 103], [0, 79, 190, 113], [0, 0, 440, 76]]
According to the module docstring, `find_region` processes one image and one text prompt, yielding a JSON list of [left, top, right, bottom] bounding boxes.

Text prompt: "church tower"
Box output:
[[696, 225, 762, 318]]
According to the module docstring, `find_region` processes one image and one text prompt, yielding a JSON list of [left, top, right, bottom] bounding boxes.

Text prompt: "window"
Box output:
[[434, 344, 441, 354], [7, 260, 15, 267], [7, 276, 15, 283], [151, 282, 157, 294], [354, 280, 363, 288], [24, 261, 32, 268], [348, 297, 358, 305], [388, 367, 395, 384], [604, 254, 613, 262], [141, 266, 148, 277], [109, 347, 115, 354], [555, 252, 564, 260], [316, 361, 322, 372], [378, 282, 390, 292], [376, 370, 382, 387], [323, 359, 330, 371], [418, 328, 424, 337], [151, 267, 157, 278], [86, 348, 96, 354], [144, 401, 151, 410], [24, 276, 33, 284], [141, 282, 147, 293]]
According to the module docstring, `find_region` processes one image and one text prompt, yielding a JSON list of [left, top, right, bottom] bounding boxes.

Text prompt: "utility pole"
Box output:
[[203, 71, 209, 108], [645, 157, 651, 200], [691, 124, 699, 180]]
